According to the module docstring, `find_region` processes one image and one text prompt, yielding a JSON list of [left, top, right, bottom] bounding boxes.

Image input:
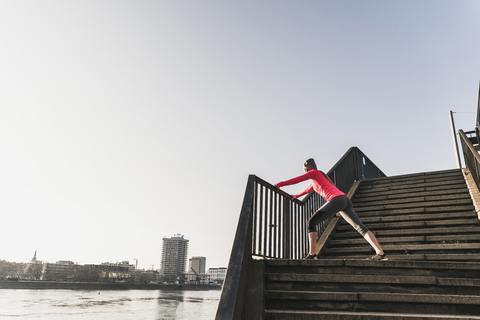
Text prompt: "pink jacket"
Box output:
[[276, 170, 345, 201]]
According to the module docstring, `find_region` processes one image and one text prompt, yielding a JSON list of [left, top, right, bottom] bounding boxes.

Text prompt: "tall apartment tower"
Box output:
[[160, 234, 189, 277], [189, 256, 206, 274]]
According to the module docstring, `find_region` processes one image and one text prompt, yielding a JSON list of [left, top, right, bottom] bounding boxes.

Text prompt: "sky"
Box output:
[[0, 0, 479, 271]]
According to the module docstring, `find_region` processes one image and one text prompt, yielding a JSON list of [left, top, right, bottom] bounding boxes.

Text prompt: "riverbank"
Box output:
[[0, 280, 222, 291]]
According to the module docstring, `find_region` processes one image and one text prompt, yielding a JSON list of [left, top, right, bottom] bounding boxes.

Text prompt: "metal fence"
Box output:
[[252, 178, 307, 260], [251, 177, 339, 260], [250, 147, 385, 260], [459, 129, 480, 190]]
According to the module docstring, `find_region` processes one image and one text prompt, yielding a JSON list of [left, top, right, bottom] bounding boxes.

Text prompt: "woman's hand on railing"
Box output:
[[275, 183, 297, 200]]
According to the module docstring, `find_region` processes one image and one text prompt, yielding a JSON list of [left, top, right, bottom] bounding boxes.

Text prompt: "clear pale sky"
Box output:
[[1, 1, 479, 270]]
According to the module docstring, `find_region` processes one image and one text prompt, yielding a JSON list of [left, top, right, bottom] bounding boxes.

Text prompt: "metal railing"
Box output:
[[459, 129, 480, 190], [251, 147, 385, 260], [215, 147, 385, 320], [251, 177, 324, 260]]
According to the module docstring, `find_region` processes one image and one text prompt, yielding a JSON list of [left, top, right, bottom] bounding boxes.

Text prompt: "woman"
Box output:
[[275, 158, 387, 260]]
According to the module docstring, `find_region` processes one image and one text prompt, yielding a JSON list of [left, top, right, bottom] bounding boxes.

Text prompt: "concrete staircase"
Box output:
[[264, 169, 480, 319]]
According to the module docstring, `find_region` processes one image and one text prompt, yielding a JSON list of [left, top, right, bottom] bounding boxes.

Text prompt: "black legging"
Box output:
[[308, 195, 369, 236]]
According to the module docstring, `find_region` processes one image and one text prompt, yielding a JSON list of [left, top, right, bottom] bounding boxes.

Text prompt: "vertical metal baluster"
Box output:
[[299, 203, 303, 258], [268, 188, 274, 258], [290, 199, 294, 259], [258, 185, 264, 258], [263, 189, 268, 258], [290, 201, 294, 259], [282, 196, 285, 259], [273, 192, 278, 258], [298, 204, 302, 259], [284, 198, 288, 260], [291, 201, 297, 259], [297, 203, 301, 259], [305, 200, 309, 257], [283, 196, 289, 259], [279, 194, 283, 259], [302, 204, 306, 258], [252, 182, 258, 256], [295, 203, 299, 259], [288, 200, 293, 259], [278, 195, 283, 259], [304, 200, 311, 253], [263, 188, 269, 257]]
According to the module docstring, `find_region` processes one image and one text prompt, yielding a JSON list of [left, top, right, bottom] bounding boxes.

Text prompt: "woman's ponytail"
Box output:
[[320, 170, 335, 185]]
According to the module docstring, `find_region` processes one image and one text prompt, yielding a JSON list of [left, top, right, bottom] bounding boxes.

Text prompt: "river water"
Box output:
[[0, 289, 221, 319]]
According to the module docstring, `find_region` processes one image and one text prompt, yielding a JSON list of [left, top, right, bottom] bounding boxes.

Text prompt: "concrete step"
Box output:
[[354, 205, 475, 217], [367, 168, 462, 180], [336, 219, 480, 233], [357, 178, 465, 193], [265, 291, 480, 316], [354, 182, 468, 197], [265, 310, 480, 320], [265, 259, 480, 286], [356, 177, 466, 193], [265, 259, 480, 272], [353, 198, 473, 212], [267, 272, 480, 295], [357, 173, 465, 186], [266, 273, 439, 285], [353, 195, 472, 209], [329, 234, 480, 246], [338, 211, 477, 225], [352, 188, 469, 204], [266, 290, 480, 306], [322, 253, 480, 262], [323, 242, 480, 254], [332, 226, 480, 239], [358, 170, 463, 185]]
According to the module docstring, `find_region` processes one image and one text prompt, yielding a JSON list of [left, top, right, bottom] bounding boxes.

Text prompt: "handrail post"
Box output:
[[283, 196, 291, 259], [449, 111, 462, 168]]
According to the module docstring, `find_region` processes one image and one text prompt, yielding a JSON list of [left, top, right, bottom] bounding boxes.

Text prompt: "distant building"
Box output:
[[208, 267, 227, 284], [189, 256, 206, 274], [26, 250, 45, 280], [185, 272, 209, 284], [100, 261, 135, 282], [44, 260, 134, 282], [185, 256, 207, 285], [44, 261, 78, 281], [160, 234, 189, 281]]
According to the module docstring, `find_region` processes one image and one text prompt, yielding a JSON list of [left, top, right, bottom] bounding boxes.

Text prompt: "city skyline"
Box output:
[[1, 247, 224, 274], [4, 234, 224, 272]]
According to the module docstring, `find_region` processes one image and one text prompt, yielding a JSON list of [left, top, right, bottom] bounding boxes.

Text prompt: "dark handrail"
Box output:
[[459, 129, 480, 190], [476, 78, 480, 129]]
